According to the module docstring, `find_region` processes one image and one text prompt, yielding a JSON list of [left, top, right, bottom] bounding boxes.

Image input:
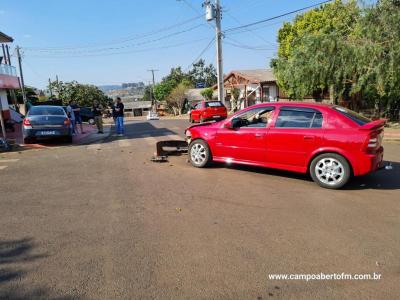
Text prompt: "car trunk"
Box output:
[[30, 115, 67, 129]]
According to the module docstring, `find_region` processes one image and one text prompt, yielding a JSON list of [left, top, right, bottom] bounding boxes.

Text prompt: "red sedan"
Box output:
[[185, 102, 385, 189], [189, 101, 227, 123]]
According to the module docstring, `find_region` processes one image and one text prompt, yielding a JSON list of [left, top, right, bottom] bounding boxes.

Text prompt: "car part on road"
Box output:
[[188, 139, 212, 168], [151, 140, 188, 163]]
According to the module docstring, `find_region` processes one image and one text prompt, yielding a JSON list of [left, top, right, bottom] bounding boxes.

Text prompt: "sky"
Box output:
[[0, 0, 361, 89]]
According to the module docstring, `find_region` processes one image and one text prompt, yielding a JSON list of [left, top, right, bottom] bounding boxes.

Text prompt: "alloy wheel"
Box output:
[[315, 158, 345, 186], [190, 143, 207, 165]]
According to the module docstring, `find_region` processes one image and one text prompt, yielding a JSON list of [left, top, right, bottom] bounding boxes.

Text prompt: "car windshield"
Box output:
[[205, 101, 223, 108], [333, 106, 371, 126], [28, 106, 65, 116]]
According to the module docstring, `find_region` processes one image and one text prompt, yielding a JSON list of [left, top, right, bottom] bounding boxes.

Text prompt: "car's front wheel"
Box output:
[[188, 139, 212, 168], [310, 153, 351, 189]]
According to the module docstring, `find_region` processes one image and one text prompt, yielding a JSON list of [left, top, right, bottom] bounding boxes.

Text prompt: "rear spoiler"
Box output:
[[359, 119, 386, 131]]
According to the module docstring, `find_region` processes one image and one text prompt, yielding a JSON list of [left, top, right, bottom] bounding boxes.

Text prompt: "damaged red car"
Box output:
[[185, 102, 385, 189]]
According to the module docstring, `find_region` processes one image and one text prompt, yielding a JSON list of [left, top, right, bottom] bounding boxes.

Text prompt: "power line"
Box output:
[[23, 15, 205, 51], [25, 37, 213, 59], [25, 24, 207, 55], [223, 37, 276, 51], [224, 0, 333, 33], [224, 11, 277, 47], [185, 37, 215, 72]]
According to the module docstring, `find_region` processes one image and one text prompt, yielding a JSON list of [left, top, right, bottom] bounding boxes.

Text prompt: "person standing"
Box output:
[[92, 100, 104, 134], [67, 100, 76, 135], [115, 97, 124, 136], [71, 100, 84, 134]]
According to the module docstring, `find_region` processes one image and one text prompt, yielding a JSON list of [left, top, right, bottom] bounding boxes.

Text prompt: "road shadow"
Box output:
[[101, 121, 181, 145], [344, 161, 400, 190], [206, 161, 400, 191], [0, 238, 77, 299]]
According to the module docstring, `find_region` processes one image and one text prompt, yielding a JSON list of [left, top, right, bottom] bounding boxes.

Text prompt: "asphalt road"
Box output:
[[1, 119, 399, 299]]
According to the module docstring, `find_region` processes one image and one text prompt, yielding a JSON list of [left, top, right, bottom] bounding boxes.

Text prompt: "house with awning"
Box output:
[[215, 69, 283, 109], [1, 31, 21, 142]]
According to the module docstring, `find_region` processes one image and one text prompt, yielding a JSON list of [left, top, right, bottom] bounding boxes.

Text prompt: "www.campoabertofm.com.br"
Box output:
[[269, 272, 382, 282]]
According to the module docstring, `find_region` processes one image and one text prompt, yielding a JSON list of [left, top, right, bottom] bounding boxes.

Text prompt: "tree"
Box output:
[[230, 88, 240, 112], [166, 82, 191, 115], [188, 59, 217, 87], [272, 0, 400, 115], [200, 88, 214, 100], [272, 0, 361, 101], [153, 67, 191, 102], [47, 80, 108, 107]]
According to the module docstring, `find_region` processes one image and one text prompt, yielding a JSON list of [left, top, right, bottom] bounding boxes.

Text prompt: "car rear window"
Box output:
[[333, 106, 371, 126], [28, 106, 65, 116], [205, 101, 223, 108], [275, 107, 323, 128]]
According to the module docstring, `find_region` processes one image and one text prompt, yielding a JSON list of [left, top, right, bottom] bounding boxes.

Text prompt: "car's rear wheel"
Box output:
[[64, 136, 73, 143], [23, 137, 35, 144], [310, 153, 351, 189], [188, 139, 212, 168]]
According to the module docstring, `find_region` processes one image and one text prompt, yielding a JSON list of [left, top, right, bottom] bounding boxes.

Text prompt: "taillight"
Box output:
[[23, 118, 32, 128], [368, 137, 378, 148], [64, 118, 71, 126]]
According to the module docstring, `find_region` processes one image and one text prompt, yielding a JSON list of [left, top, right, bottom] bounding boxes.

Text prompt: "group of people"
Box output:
[[66, 97, 125, 136]]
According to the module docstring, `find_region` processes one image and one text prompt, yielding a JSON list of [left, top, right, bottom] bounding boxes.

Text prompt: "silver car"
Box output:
[[23, 105, 72, 144]]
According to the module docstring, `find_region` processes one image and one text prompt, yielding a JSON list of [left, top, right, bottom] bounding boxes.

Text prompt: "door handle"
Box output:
[[255, 133, 264, 138], [304, 135, 315, 140]]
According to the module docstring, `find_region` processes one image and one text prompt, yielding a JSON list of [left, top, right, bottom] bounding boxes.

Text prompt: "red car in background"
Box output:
[[185, 102, 385, 189], [189, 101, 227, 123]]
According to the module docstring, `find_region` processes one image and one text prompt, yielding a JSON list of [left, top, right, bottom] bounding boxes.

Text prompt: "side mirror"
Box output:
[[224, 120, 232, 129], [224, 118, 241, 129]]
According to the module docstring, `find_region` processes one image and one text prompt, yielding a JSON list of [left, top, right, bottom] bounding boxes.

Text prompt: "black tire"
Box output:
[[23, 137, 34, 144], [188, 139, 212, 168], [64, 136, 73, 143], [310, 153, 351, 189]]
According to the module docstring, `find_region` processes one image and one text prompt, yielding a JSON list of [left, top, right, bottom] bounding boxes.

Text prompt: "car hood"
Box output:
[[186, 121, 222, 131]]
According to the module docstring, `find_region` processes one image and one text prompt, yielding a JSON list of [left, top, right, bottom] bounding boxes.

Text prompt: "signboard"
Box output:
[[196, 82, 206, 89], [0, 74, 20, 89]]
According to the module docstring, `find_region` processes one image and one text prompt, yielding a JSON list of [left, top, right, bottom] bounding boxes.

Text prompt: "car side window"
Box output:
[[235, 107, 275, 128], [275, 107, 323, 128]]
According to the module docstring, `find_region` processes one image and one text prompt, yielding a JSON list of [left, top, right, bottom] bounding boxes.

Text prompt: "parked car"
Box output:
[[62, 106, 95, 124], [80, 107, 96, 125], [23, 105, 72, 143], [189, 101, 227, 123], [185, 102, 385, 189]]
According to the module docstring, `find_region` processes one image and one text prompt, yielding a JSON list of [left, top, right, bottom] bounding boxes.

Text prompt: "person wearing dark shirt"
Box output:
[[115, 97, 124, 136], [71, 100, 84, 134], [92, 100, 104, 134]]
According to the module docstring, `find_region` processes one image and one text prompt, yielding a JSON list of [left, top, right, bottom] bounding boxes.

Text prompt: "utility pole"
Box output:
[[16, 46, 27, 104], [147, 69, 158, 111], [205, 0, 224, 104]]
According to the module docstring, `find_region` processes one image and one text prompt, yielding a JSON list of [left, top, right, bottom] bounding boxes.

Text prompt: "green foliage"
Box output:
[[166, 81, 192, 115], [188, 59, 217, 88], [200, 88, 214, 100], [153, 67, 191, 101], [272, 0, 400, 112], [48, 80, 108, 107]]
